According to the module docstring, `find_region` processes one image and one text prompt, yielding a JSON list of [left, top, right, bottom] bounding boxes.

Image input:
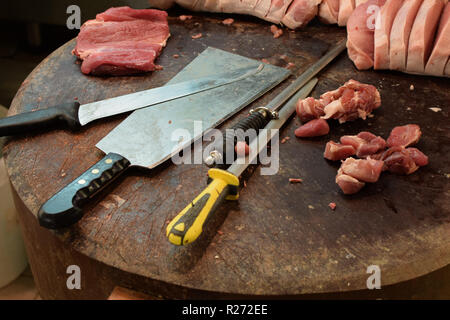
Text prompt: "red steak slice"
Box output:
[[73, 7, 170, 75]]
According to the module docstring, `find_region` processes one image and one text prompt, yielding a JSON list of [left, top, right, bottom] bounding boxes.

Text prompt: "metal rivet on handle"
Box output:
[[105, 159, 113, 164], [92, 169, 99, 174], [78, 179, 86, 185]]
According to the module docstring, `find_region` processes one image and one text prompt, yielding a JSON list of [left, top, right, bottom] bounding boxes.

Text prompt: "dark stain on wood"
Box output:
[[3, 13, 450, 298]]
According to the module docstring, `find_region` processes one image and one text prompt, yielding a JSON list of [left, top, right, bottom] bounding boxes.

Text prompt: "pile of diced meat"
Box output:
[[294, 79, 381, 137], [347, 0, 450, 77], [324, 124, 429, 194], [73, 7, 170, 75]]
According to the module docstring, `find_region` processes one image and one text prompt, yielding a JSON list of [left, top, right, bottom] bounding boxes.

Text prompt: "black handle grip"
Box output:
[[38, 153, 130, 229], [0, 102, 81, 136], [215, 111, 270, 169]]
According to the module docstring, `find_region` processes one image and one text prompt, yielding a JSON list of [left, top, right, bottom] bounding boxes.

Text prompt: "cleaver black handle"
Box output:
[[0, 102, 81, 137], [38, 153, 130, 229]]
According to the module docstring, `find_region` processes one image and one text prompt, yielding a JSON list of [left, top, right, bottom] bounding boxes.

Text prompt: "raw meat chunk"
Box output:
[[296, 97, 326, 122], [425, 2, 450, 75], [294, 118, 330, 137], [407, 0, 446, 74], [387, 124, 422, 147], [374, 0, 405, 70], [340, 157, 384, 183], [336, 168, 366, 194], [324, 141, 356, 160], [340, 131, 386, 157], [389, 0, 423, 71], [73, 7, 170, 75]]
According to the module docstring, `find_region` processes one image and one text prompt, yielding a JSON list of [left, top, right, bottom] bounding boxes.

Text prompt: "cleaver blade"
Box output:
[[37, 47, 291, 229]]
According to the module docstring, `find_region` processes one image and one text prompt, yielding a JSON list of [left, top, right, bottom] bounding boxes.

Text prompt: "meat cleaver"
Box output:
[[0, 65, 263, 137], [38, 47, 290, 229]]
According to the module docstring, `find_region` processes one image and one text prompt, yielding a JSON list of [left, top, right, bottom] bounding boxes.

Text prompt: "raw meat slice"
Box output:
[[281, 0, 322, 29], [324, 141, 356, 160], [425, 2, 450, 75], [347, 0, 386, 70], [336, 168, 366, 194], [318, 0, 340, 24], [338, 0, 355, 26], [407, 0, 446, 74], [73, 7, 170, 75], [294, 118, 330, 137], [340, 131, 386, 157], [387, 124, 422, 147], [374, 0, 405, 70], [341, 157, 384, 183], [266, 0, 293, 23], [296, 97, 325, 122], [389, 0, 423, 71]]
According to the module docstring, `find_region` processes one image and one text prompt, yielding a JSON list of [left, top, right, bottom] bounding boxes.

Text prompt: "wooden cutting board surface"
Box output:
[[4, 13, 450, 297]]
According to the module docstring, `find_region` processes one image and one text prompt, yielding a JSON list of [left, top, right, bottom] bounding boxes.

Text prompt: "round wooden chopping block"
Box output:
[[3, 13, 450, 299]]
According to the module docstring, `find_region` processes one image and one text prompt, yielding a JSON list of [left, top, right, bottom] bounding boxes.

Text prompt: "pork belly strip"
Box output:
[[389, 0, 423, 71], [338, 0, 355, 26], [374, 0, 404, 70], [347, 0, 387, 70], [425, 2, 450, 75], [318, 0, 340, 24], [73, 7, 170, 75], [407, 0, 446, 74], [281, 0, 322, 29]]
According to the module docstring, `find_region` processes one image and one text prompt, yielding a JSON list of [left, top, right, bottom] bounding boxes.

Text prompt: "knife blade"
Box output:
[[37, 47, 291, 229], [0, 64, 263, 137]]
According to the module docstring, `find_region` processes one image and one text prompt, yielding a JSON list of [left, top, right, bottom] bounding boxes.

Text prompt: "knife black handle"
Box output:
[[38, 153, 130, 229], [0, 102, 81, 137]]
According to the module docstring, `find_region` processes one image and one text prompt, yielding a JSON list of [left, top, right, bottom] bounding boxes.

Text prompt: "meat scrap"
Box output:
[[294, 119, 330, 138], [296, 80, 381, 124], [191, 33, 203, 39], [179, 15, 193, 21], [73, 7, 170, 76], [222, 18, 234, 25], [270, 25, 283, 38]]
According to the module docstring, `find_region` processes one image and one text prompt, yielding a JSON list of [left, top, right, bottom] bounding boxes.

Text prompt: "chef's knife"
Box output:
[[38, 47, 291, 229], [0, 65, 262, 137]]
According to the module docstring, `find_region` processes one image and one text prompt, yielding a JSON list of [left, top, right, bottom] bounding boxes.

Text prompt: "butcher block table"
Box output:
[[3, 12, 450, 299]]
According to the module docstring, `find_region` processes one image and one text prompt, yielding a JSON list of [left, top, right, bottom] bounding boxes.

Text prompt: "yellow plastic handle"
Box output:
[[166, 168, 239, 246]]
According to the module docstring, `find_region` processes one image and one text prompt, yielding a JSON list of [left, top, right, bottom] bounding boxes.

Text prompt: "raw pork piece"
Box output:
[[374, 0, 405, 70], [425, 2, 450, 75], [266, 0, 293, 23], [324, 141, 356, 160], [407, 0, 446, 74], [296, 80, 381, 123], [296, 97, 326, 122], [347, 0, 386, 70], [340, 131, 386, 157], [386, 124, 422, 147], [281, 0, 322, 29], [407, 147, 429, 166], [73, 7, 170, 75], [340, 157, 384, 183], [294, 118, 330, 137], [355, 0, 369, 6], [318, 0, 340, 24], [373, 146, 429, 173], [389, 0, 423, 71], [338, 0, 355, 26], [336, 168, 366, 194]]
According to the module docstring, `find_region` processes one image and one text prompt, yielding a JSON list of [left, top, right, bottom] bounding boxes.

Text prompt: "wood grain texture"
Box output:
[[3, 13, 450, 298]]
